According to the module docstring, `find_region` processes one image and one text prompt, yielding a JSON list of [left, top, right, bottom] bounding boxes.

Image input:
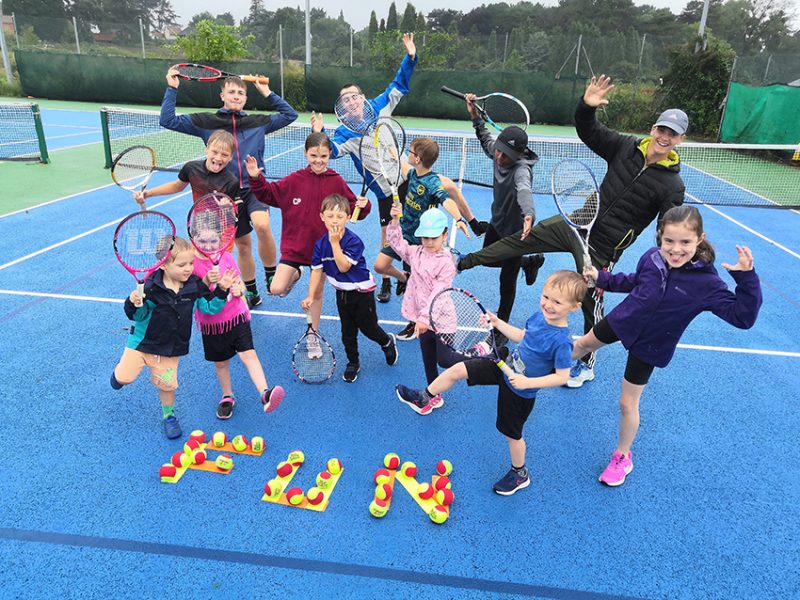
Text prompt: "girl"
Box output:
[[386, 205, 463, 412], [245, 132, 370, 349], [573, 205, 762, 486], [192, 223, 284, 420]]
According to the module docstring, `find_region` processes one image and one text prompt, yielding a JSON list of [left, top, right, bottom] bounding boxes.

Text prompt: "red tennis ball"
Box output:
[[183, 439, 201, 455], [326, 458, 343, 475], [375, 483, 393, 501], [383, 453, 400, 470], [159, 464, 177, 479], [231, 435, 249, 452], [401, 461, 417, 478], [435, 459, 453, 477], [191, 449, 206, 465], [212, 431, 227, 448], [434, 476, 452, 491], [250, 436, 265, 453], [316, 471, 332, 489], [171, 451, 190, 468], [263, 479, 282, 498], [215, 454, 233, 471], [287, 450, 305, 466], [417, 482, 435, 500], [429, 504, 449, 524], [286, 487, 305, 506], [276, 461, 293, 478], [189, 430, 206, 444], [374, 468, 392, 485], [436, 488, 454, 506], [306, 487, 325, 506]]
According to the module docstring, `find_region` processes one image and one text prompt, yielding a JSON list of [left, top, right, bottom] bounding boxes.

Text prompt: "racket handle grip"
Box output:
[[135, 282, 145, 306], [441, 86, 466, 100], [243, 75, 269, 85], [497, 360, 515, 378], [350, 206, 361, 223]]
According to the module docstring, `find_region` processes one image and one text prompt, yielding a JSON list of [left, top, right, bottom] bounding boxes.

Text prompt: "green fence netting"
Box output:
[[720, 82, 800, 145]]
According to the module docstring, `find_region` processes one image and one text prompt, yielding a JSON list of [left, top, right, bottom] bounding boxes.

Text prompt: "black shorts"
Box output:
[[201, 320, 255, 362], [593, 317, 655, 386], [464, 356, 534, 441], [279, 259, 308, 273], [377, 180, 410, 226]]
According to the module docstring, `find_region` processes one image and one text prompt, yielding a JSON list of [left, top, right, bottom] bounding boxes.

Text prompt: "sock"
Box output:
[[512, 463, 528, 477], [162, 404, 174, 419], [244, 279, 258, 295], [264, 266, 276, 280], [422, 388, 435, 402]]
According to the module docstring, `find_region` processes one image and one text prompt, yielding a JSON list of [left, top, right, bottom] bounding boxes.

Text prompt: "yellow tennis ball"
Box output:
[[326, 458, 343, 475], [264, 479, 282, 499], [171, 451, 191, 468], [436, 459, 453, 477], [400, 461, 417, 478], [231, 435, 249, 452], [189, 430, 206, 444], [436, 488, 454, 506], [287, 450, 305, 467], [374, 468, 392, 485], [417, 482, 435, 500], [369, 498, 389, 518], [375, 483, 393, 501], [383, 453, 400, 470], [215, 454, 233, 471], [434, 476, 452, 491], [306, 487, 325, 506], [191, 449, 207, 465], [429, 504, 449, 524], [250, 436, 265, 453], [286, 487, 305, 506], [316, 471, 332, 489], [183, 439, 201, 455], [212, 432, 227, 448], [276, 461, 293, 479]]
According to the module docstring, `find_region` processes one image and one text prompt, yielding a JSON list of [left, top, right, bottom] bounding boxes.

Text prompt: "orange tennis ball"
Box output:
[[250, 436, 265, 453], [436, 488, 454, 506], [212, 432, 227, 448], [417, 482, 435, 500], [383, 453, 400, 470], [231, 435, 249, 451], [369, 498, 389, 518], [429, 504, 449, 524], [401, 461, 417, 478], [374, 468, 392, 485], [189, 430, 206, 444], [276, 461, 293, 478], [215, 454, 233, 471], [159, 464, 177, 479], [326, 458, 343, 475], [306, 487, 325, 506], [375, 483, 392, 501], [183, 439, 201, 455], [171, 451, 191, 468], [191, 449, 207, 465], [287, 450, 305, 466], [286, 487, 305, 505], [316, 471, 332, 489], [434, 476, 452, 491], [263, 479, 282, 499], [435, 459, 453, 477]]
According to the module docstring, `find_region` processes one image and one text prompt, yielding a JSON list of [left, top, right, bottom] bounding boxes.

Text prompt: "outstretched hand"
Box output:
[[402, 32, 416, 58], [311, 111, 324, 133], [166, 66, 180, 89], [721, 245, 754, 271], [252, 77, 271, 97], [583, 74, 615, 108], [464, 93, 478, 119], [245, 155, 262, 178]]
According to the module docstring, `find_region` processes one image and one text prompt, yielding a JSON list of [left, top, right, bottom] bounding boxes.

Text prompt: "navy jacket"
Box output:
[[598, 247, 762, 367]]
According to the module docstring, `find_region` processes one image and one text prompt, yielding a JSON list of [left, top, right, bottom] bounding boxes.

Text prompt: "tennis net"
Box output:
[[101, 107, 800, 209], [0, 102, 50, 163]]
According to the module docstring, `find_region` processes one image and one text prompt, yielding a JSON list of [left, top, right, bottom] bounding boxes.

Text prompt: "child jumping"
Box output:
[[110, 237, 232, 439], [572, 205, 762, 486], [396, 271, 587, 495], [301, 194, 398, 383]]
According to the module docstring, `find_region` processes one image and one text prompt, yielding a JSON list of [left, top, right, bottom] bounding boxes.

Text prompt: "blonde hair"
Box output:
[[163, 236, 193, 263], [208, 130, 235, 153], [544, 270, 587, 303]]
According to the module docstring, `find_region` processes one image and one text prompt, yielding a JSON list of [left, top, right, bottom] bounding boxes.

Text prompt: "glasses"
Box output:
[[408, 150, 418, 156]]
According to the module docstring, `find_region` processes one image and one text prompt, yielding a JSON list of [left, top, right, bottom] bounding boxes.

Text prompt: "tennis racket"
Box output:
[[352, 117, 406, 222], [111, 145, 156, 210], [371, 118, 404, 218], [113, 211, 176, 304], [187, 192, 238, 283], [429, 287, 515, 377], [334, 91, 378, 134], [291, 312, 336, 384], [551, 159, 601, 287], [172, 63, 269, 84], [440, 86, 530, 132]]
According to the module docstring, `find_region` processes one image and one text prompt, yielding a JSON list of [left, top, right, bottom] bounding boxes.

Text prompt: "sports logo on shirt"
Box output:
[[292, 197, 302, 205], [416, 184, 425, 195]]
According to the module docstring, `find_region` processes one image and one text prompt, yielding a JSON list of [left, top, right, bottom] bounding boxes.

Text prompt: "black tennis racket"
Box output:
[[292, 312, 336, 384], [111, 146, 156, 210], [551, 159, 600, 286], [440, 86, 530, 132], [113, 211, 176, 304], [172, 63, 269, 85], [429, 287, 515, 377], [334, 91, 378, 134], [187, 192, 238, 282], [353, 117, 406, 222]]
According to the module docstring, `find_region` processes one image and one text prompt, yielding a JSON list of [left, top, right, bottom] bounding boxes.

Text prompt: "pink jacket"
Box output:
[[193, 252, 250, 336], [386, 222, 456, 327]]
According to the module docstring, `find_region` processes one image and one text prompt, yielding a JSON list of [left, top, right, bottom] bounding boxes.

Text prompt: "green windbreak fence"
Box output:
[[720, 82, 800, 145]]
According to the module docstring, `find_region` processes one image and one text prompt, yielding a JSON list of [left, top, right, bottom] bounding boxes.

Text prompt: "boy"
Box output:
[[396, 270, 587, 495], [374, 136, 469, 340], [110, 237, 234, 439], [160, 68, 298, 306], [301, 194, 398, 383]]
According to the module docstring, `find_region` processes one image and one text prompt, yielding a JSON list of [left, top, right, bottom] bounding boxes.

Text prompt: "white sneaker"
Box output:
[[306, 335, 323, 360], [566, 360, 595, 388]]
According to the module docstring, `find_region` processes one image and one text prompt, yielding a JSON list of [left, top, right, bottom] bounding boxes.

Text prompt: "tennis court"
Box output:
[[1, 101, 799, 599]]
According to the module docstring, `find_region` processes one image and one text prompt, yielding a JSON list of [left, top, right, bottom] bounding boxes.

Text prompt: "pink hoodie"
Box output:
[[386, 222, 456, 327], [193, 252, 250, 335]]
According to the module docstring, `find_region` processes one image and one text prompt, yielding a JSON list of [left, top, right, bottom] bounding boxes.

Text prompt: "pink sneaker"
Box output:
[[428, 394, 445, 410], [598, 450, 633, 486]]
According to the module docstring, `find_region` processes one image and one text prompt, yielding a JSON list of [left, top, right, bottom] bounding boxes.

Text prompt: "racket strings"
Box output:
[[176, 65, 219, 79], [431, 293, 493, 356], [553, 165, 599, 228], [334, 94, 377, 134], [293, 332, 335, 384], [112, 147, 155, 188], [189, 195, 238, 259], [374, 125, 401, 183], [482, 95, 529, 129], [115, 213, 175, 271]]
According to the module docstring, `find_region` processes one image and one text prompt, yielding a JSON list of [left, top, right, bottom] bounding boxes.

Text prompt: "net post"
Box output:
[[31, 103, 49, 163], [100, 108, 113, 169]]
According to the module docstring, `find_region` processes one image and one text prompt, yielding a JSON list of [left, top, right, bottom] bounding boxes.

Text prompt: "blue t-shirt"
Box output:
[[400, 168, 449, 244], [506, 312, 573, 399], [310, 228, 375, 292]]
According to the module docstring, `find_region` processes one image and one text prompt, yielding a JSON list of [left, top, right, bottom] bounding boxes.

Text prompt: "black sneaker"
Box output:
[[343, 363, 360, 382], [395, 271, 410, 296], [395, 384, 433, 415], [376, 278, 392, 303], [396, 321, 417, 341], [246, 291, 262, 309], [493, 467, 531, 495], [216, 395, 235, 420], [382, 333, 399, 366], [110, 372, 123, 390], [521, 254, 545, 286]]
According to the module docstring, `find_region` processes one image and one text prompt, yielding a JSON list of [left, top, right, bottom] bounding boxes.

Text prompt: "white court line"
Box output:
[[2, 288, 799, 359]]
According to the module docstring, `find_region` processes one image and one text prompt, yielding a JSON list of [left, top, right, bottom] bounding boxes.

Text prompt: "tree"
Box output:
[[415, 12, 426, 33], [387, 3, 399, 31], [248, 0, 265, 22], [173, 19, 255, 61], [401, 3, 417, 33], [426, 9, 462, 33], [380, 18, 386, 33], [368, 11, 379, 41], [522, 30, 551, 72]]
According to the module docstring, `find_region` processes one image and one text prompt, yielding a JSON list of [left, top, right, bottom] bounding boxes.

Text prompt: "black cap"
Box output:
[[495, 126, 528, 160]]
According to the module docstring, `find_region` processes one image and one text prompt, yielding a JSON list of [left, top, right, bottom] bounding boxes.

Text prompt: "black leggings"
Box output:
[[593, 317, 655, 386], [482, 224, 522, 323], [418, 330, 466, 385]]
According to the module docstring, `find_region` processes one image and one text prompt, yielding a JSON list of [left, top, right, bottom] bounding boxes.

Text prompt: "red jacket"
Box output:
[[249, 166, 370, 264]]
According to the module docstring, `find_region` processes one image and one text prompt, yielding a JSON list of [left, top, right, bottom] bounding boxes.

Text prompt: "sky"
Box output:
[[169, 0, 697, 31]]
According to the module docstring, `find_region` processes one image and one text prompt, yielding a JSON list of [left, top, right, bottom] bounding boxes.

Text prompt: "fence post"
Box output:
[[0, 1, 13, 85], [279, 25, 284, 98], [12, 10, 19, 48], [139, 18, 145, 59], [350, 27, 353, 67], [304, 0, 311, 67], [72, 16, 80, 54]]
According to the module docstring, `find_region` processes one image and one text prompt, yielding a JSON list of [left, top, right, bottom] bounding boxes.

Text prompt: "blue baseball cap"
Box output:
[[414, 208, 448, 237]]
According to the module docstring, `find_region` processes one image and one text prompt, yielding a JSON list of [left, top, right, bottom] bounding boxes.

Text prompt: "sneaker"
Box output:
[[382, 333, 399, 366], [306, 335, 323, 360], [246, 291, 262, 309], [428, 394, 445, 410], [162, 415, 182, 439], [395, 384, 433, 415], [343, 362, 360, 383], [521, 254, 545, 286], [598, 450, 633, 486], [261, 386, 285, 413], [216, 396, 235, 420], [110, 372, 123, 390], [377, 278, 392, 303], [266, 275, 274, 295], [396, 321, 417, 341], [395, 272, 410, 296], [566, 360, 595, 388], [493, 467, 530, 495]]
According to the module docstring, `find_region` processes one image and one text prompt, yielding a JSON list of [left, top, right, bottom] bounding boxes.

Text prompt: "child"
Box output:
[[386, 206, 464, 399], [375, 137, 470, 341], [133, 131, 261, 309], [300, 194, 398, 383], [110, 237, 233, 439], [572, 205, 762, 486], [245, 132, 370, 345], [396, 270, 587, 495], [191, 218, 285, 420]]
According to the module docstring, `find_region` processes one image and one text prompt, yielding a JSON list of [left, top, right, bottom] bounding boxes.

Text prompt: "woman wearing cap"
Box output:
[[458, 75, 687, 388]]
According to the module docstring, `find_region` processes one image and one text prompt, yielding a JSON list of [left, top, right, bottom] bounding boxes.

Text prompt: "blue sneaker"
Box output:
[[566, 360, 595, 388], [162, 415, 182, 439], [110, 372, 123, 390], [493, 468, 530, 495], [395, 384, 433, 415]]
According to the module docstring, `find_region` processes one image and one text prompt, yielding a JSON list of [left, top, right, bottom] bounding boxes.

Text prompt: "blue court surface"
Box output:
[[1, 107, 799, 599]]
